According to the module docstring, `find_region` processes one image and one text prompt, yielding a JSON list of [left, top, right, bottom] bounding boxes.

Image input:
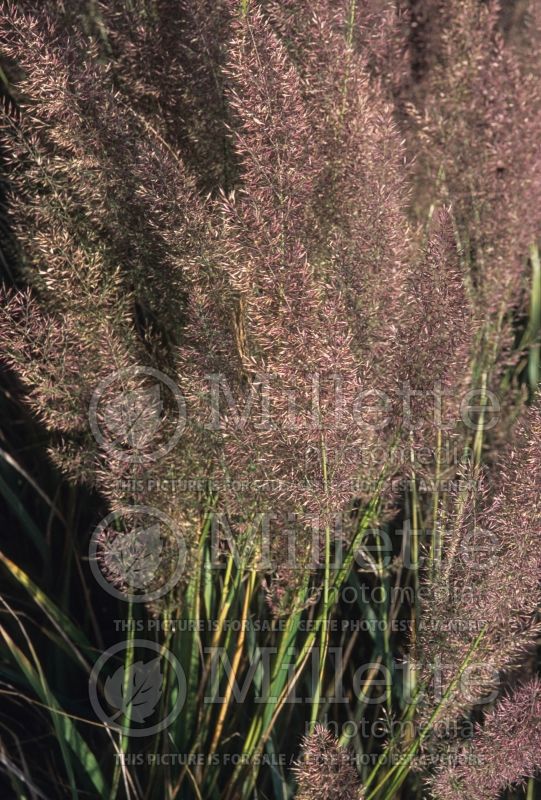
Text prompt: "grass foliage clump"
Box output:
[[0, 1, 540, 799]]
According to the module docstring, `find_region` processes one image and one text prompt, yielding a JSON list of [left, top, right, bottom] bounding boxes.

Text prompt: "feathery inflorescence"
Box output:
[[402, 208, 475, 457], [408, 0, 541, 321], [293, 723, 363, 800], [204, 3, 380, 603], [0, 2, 541, 796], [266, 0, 477, 466], [430, 679, 541, 800], [0, 0, 483, 613], [91, 0, 235, 194], [0, 1, 217, 583], [416, 403, 541, 725]]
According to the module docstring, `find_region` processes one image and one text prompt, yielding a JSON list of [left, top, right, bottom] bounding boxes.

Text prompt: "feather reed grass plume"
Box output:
[[403, 208, 475, 450], [0, 0, 481, 610], [0, 0, 540, 797], [265, 1, 476, 459], [409, 0, 541, 319], [206, 2, 375, 599], [416, 403, 541, 725], [0, 1, 218, 576], [213, 2, 475, 584], [293, 723, 363, 800], [92, 0, 235, 193], [430, 679, 541, 800], [268, 0, 413, 377]]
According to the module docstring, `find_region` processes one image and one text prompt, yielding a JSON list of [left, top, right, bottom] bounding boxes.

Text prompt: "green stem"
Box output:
[[365, 625, 487, 800], [310, 436, 332, 728], [110, 599, 134, 800]]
